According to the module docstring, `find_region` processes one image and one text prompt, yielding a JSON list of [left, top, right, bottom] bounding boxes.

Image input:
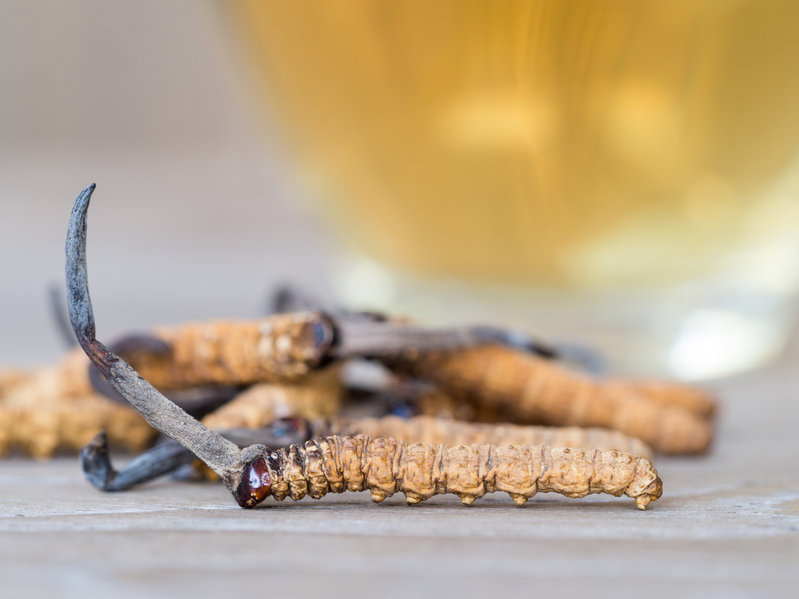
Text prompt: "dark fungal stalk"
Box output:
[[81, 431, 195, 492], [269, 283, 566, 361], [66, 184, 249, 493]]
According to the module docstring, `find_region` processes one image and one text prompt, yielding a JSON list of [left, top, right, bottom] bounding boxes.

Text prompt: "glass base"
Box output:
[[333, 254, 798, 381]]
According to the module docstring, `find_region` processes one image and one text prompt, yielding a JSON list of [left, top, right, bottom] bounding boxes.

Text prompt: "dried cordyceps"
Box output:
[[80, 414, 652, 492], [67, 184, 661, 510], [254, 435, 662, 510], [109, 313, 338, 389], [384, 344, 714, 454], [0, 339, 245, 458], [0, 395, 155, 458], [80, 424, 309, 492], [80, 425, 661, 509], [85, 308, 533, 395]]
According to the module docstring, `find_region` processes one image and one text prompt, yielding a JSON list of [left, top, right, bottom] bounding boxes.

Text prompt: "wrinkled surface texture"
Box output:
[[136, 315, 331, 389], [268, 435, 661, 509]]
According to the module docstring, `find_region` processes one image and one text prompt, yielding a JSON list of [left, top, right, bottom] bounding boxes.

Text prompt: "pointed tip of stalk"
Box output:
[[64, 183, 247, 500], [65, 183, 98, 349]]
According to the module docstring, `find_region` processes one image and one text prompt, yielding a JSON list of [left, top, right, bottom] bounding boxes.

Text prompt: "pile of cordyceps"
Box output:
[[0, 186, 716, 510]]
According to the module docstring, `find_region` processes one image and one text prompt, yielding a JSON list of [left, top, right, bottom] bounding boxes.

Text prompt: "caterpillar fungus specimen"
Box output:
[[246, 435, 661, 510], [80, 414, 653, 492], [66, 184, 661, 510], [384, 345, 715, 454]]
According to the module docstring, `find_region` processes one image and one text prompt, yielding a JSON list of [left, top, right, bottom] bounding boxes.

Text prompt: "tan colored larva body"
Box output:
[[0, 397, 155, 458], [387, 345, 713, 454], [201, 366, 343, 430], [267, 435, 662, 510], [0, 350, 155, 458], [330, 415, 653, 460], [6, 313, 330, 402], [0, 370, 32, 397], [3, 348, 95, 403], [129, 313, 331, 390]]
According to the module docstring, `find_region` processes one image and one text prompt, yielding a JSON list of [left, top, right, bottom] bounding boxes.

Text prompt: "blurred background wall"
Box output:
[[0, 0, 333, 365], [4, 0, 799, 379]]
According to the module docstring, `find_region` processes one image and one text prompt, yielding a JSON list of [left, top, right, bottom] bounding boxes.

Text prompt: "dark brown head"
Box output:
[[234, 457, 272, 508]]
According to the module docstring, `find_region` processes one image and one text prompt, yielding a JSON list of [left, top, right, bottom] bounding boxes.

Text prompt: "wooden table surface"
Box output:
[[2, 340, 798, 599]]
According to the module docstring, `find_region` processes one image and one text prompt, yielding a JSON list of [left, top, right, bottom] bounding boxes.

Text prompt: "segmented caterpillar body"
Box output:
[[238, 435, 662, 510]]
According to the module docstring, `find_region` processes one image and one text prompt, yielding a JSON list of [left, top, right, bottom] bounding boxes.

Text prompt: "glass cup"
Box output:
[[227, 0, 799, 379]]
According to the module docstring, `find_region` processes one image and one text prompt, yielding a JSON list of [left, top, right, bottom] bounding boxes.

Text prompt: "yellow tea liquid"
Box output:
[[228, 1, 799, 377], [231, 0, 799, 288]]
